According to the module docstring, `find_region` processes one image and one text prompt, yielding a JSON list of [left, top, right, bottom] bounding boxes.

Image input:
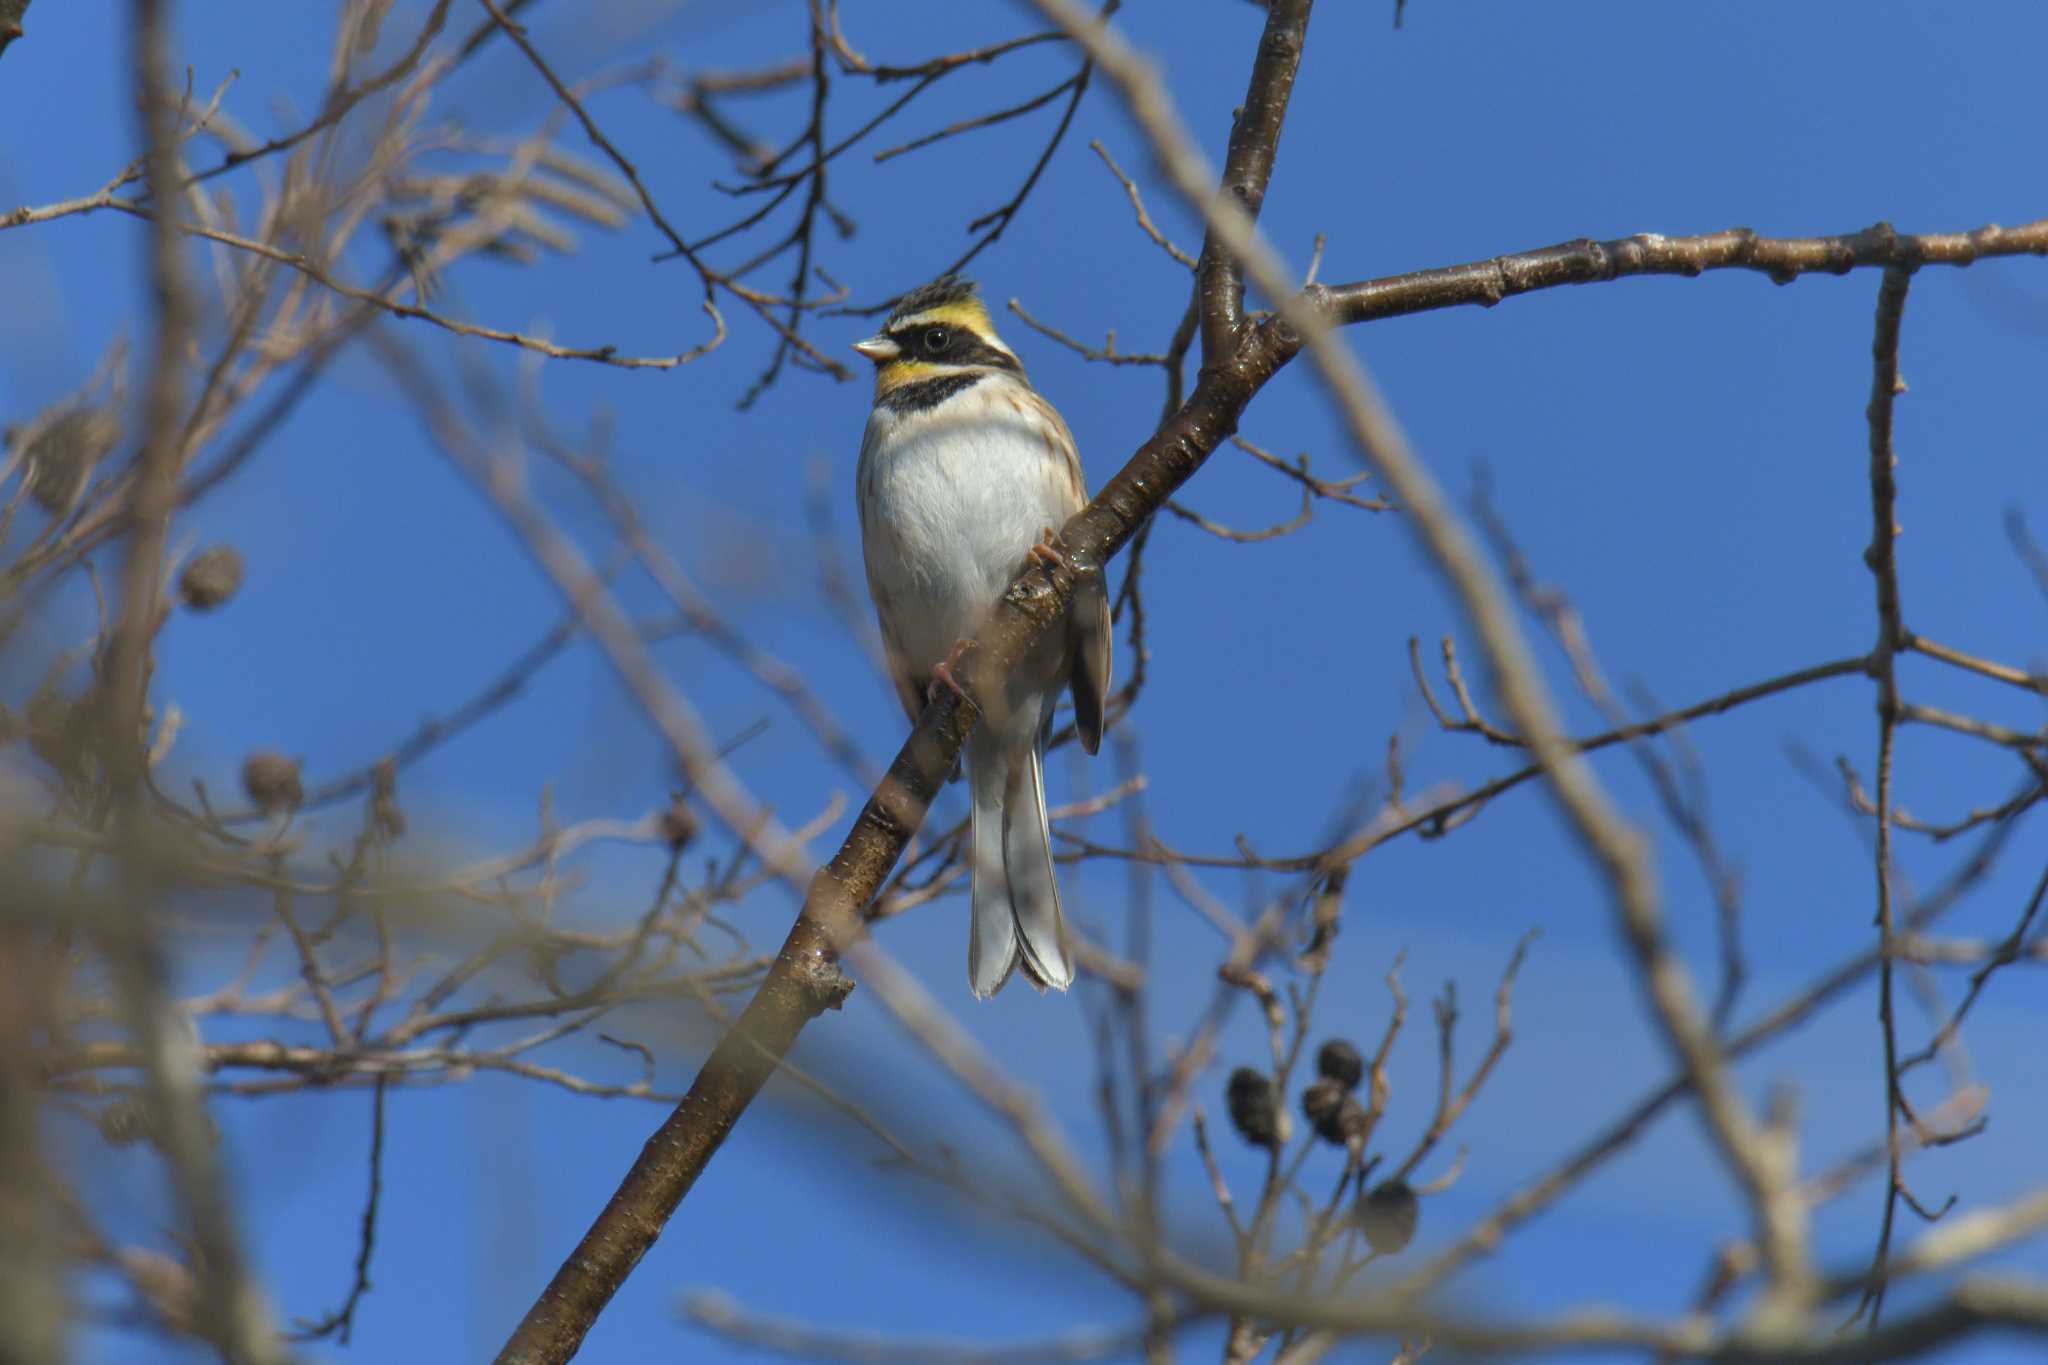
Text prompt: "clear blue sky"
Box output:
[[3, 1, 2046, 1361]]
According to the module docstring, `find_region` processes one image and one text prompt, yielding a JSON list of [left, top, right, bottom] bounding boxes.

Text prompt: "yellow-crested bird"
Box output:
[[853, 277, 1112, 997]]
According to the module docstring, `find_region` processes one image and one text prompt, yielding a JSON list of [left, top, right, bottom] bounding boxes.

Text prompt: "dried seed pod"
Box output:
[[1304, 1078, 1368, 1145], [1316, 1038, 1365, 1091], [1301, 1076, 1346, 1142], [178, 545, 245, 611], [241, 751, 304, 816], [1357, 1178, 1419, 1254], [1226, 1067, 1283, 1148], [23, 406, 120, 513]]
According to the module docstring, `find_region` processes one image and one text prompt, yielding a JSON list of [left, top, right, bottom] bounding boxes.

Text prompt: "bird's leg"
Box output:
[[1025, 527, 1066, 573], [928, 638, 975, 705]]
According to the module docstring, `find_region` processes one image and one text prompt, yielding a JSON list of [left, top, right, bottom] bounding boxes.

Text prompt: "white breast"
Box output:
[[858, 379, 1082, 672]]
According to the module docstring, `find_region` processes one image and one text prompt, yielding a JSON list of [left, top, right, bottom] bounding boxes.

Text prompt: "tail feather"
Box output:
[[1005, 743, 1072, 991], [968, 739, 1020, 999], [965, 731, 1073, 997]]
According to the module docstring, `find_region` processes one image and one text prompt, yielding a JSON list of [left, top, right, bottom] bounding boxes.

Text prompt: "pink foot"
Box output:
[[1026, 528, 1066, 573], [928, 639, 974, 705]]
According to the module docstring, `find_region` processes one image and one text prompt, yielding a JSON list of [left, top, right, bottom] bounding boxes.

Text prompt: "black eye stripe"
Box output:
[[882, 324, 1022, 375]]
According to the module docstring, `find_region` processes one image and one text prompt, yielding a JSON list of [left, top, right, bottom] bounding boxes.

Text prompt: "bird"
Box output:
[[852, 276, 1112, 998]]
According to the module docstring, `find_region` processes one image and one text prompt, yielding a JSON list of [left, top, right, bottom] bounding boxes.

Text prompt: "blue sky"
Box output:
[[4, 1, 2047, 1361]]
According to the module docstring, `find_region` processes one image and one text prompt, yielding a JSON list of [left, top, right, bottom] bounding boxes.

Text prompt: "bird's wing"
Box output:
[[1068, 573, 1113, 754], [1022, 388, 1114, 754]]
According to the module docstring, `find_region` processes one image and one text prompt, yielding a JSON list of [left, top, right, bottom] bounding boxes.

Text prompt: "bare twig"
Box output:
[[288, 1077, 387, 1344], [1090, 138, 1195, 269], [1850, 265, 1915, 1331]]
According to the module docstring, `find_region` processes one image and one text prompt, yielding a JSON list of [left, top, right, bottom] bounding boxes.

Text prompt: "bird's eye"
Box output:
[[922, 326, 950, 354]]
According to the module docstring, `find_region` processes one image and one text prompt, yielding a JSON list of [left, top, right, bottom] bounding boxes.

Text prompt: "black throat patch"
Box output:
[[879, 370, 987, 414]]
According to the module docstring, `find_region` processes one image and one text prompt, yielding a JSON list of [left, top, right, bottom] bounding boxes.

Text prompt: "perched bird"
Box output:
[[853, 277, 1112, 998]]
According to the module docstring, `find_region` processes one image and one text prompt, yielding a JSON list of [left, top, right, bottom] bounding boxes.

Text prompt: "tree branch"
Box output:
[[1192, 0, 1312, 361], [1323, 220, 2048, 325]]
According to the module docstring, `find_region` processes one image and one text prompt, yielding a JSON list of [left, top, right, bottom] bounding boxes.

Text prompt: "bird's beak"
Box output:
[[852, 335, 900, 363]]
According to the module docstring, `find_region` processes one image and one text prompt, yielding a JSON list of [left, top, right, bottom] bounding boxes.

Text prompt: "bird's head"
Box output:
[[853, 276, 1023, 397]]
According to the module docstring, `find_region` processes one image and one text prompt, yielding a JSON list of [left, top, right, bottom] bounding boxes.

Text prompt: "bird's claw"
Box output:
[[1026, 528, 1066, 573], [928, 639, 975, 705]]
